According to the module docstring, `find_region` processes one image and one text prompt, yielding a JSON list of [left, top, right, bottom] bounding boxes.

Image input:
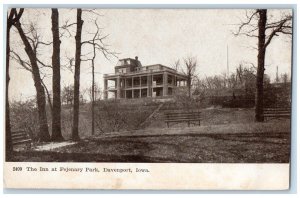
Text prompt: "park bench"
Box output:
[[164, 111, 202, 128], [11, 130, 32, 150], [263, 107, 291, 120]]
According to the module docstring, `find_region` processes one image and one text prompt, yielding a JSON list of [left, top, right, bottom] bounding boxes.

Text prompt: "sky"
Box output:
[[8, 9, 292, 101]]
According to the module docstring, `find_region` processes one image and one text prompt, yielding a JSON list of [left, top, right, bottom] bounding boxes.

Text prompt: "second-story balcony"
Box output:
[[104, 64, 183, 78]]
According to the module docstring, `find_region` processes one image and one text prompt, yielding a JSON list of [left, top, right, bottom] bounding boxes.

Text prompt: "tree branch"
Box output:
[[59, 19, 77, 37], [81, 19, 118, 60], [37, 57, 52, 68], [10, 50, 33, 72], [264, 15, 292, 49], [234, 10, 258, 36], [82, 9, 103, 17]]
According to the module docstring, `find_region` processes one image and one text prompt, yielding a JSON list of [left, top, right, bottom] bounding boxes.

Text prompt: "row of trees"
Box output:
[[60, 84, 102, 105], [6, 8, 116, 159], [175, 58, 289, 98], [194, 64, 257, 95]]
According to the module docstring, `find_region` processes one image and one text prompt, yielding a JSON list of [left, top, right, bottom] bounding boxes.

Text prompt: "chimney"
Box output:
[[135, 56, 138, 61]]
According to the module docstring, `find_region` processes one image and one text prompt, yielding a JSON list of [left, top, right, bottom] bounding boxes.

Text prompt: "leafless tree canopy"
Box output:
[[234, 10, 292, 49]]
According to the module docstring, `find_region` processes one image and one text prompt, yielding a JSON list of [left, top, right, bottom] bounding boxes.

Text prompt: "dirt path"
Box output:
[[33, 141, 78, 151]]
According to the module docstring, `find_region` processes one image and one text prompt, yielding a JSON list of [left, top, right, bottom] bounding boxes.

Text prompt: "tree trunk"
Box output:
[[51, 9, 64, 141], [187, 76, 191, 98], [91, 45, 95, 135], [6, 9, 24, 160], [6, 15, 13, 160], [255, 9, 267, 122], [72, 9, 83, 140], [14, 22, 51, 142], [92, 68, 95, 135], [41, 79, 53, 112]]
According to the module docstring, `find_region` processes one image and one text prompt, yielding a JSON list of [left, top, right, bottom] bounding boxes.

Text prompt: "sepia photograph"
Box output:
[[5, 8, 293, 163], [3, 6, 294, 190]]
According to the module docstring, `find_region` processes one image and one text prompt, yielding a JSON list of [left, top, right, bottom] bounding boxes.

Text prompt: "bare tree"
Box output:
[[171, 59, 181, 71], [61, 9, 117, 137], [281, 73, 289, 85], [235, 9, 292, 121], [87, 83, 102, 101], [6, 8, 24, 159], [91, 43, 96, 135], [13, 13, 51, 142], [72, 9, 83, 140], [81, 20, 117, 135], [61, 85, 74, 105], [10, 51, 53, 113], [182, 56, 198, 98], [51, 9, 64, 141]]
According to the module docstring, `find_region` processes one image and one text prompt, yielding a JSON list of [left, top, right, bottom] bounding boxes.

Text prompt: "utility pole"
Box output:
[[276, 66, 279, 83]]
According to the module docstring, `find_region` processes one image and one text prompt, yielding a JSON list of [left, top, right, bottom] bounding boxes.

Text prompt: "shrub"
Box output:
[[10, 99, 40, 141]]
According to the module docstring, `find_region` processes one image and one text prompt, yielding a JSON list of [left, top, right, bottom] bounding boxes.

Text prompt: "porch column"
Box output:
[[163, 72, 168, 96], [103, 78, 108, 99], [116, 76, 121, 99], [147, 74, 152, 97], [132, 77, 134, 88]]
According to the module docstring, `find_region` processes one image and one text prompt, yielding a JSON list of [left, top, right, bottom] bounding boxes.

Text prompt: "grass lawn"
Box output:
[[10, 114, 290, 163]]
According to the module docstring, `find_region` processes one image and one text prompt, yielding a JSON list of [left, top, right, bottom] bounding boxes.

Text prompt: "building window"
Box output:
[[118, 68, 126, 73]]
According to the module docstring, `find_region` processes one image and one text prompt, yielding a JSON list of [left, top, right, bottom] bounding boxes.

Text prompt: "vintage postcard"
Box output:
[[4, 7, 292, 190]]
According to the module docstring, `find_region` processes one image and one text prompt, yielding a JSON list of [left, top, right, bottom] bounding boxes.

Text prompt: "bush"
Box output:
[[264, 83, 291, 108], [10, 100, 40, 141], [222, 97, 255, 108], [158, 88, 206, 112]]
